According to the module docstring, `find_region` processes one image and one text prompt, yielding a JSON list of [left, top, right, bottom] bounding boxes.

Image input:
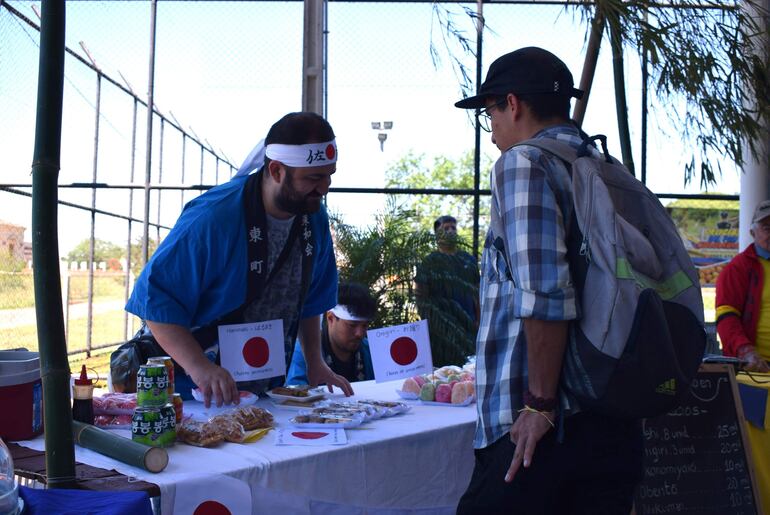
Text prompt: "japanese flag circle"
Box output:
[[193, 500, 232, 515], [325, 144, 336, 160], [390, 336, 418, 366], [291, 431, 328, 440], [242, 337, 269, 368]]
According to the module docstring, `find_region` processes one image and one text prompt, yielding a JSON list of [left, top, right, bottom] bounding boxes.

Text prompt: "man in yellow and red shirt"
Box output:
[[716, 200, 770, 372]]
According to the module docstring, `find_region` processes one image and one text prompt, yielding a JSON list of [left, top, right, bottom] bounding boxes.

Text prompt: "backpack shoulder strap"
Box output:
[[515, 137, 580, 164], [515, 134, 613, 166]]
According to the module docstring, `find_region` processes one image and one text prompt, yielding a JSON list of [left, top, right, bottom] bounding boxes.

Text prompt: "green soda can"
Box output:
[[136, 364, 169, 407], [147, 356, 175, 396], [132, 407, 165, 447], [159, 404, 177, 447]]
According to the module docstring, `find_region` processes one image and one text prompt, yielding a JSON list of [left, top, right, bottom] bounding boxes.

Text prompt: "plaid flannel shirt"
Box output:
[[474, 124, 593, 449]]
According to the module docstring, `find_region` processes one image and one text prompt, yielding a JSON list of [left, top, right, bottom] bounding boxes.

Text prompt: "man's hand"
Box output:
[[298, 315, 354, 396], [505, 409, 555, 483], [740, 348, 770, 373], [508, 318, 567, 482], [186, 360, 240, 408], [307, 359, 354, 396], [145, 320, 240, 408]]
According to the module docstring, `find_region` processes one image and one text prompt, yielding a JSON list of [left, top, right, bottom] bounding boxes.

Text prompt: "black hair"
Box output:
[[263, 112, 335, 170], [433, 215, 457, 233], [338, 282, 377, 320], [515, 92, 572, 122]]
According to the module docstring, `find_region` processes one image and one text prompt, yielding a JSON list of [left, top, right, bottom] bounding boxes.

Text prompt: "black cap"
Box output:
[[455, 47, 584, 109]]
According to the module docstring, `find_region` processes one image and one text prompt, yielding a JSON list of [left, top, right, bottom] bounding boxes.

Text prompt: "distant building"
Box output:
[[0, 220, 28, 262]]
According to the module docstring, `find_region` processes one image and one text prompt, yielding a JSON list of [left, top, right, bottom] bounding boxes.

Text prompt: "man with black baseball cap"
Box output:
[[455, 47, 643, 514], [717, 200, 770, 373]]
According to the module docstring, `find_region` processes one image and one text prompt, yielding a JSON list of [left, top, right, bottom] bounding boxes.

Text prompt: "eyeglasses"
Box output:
[[478, 99, 508, 133]]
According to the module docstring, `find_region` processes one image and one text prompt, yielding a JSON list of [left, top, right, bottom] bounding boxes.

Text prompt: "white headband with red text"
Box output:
[[234, 138, 337, 179], [265, 140, 337, 168]]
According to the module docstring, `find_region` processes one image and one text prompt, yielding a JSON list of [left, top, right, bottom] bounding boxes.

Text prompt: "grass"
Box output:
[[0, 272, 128, 309], [0, 273, 35, 309], [0, 308, 140, 386]]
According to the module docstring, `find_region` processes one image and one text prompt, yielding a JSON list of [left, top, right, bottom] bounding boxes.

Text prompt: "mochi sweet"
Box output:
[[435, 383, 453, 403], [462, 380, 475, 397], [420, 383, 436, 401], [451, 382, 470, 404], [402, 377, 421, 394]]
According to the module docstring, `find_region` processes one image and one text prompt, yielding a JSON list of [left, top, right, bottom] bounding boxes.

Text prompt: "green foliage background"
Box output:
[[66, 238, 123, 264], [334, 147, 489, 366], [63, 237, 159, 278], [385, 149, 493, 241], [332, 200, 435, 330]]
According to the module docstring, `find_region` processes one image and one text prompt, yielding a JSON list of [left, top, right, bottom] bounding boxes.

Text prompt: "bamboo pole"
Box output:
[[31, 0, 75, 488], [472, 0, 484, 259], [608, 15, 636, 175], [572, 10, 605, 127], [72, 422, 169, 473]]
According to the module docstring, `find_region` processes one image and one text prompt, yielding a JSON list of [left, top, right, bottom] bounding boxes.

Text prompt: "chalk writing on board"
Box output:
[[634, 368, 758, 515]]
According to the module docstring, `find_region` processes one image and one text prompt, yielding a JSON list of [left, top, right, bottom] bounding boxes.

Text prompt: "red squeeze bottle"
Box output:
[[72, 365, 95, 425]]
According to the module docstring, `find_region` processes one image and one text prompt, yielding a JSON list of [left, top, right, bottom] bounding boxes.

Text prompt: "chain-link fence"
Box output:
[[0, 0, 741, 359]]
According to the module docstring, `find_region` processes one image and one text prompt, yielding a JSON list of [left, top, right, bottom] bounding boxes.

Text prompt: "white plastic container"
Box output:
[[0, 437, 21, 515]]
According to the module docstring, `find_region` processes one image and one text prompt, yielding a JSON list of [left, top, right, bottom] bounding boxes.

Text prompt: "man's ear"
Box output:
[[508, 93, 523, 121], [267, 160, 284, 183], [325, 311, 335, 325]]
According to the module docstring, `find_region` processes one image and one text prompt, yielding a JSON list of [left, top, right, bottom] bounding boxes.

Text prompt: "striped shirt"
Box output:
[[474, 124, 595, 449]]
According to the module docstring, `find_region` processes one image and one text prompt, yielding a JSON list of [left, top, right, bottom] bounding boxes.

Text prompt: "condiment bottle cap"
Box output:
[[74, 365, 93, 386]]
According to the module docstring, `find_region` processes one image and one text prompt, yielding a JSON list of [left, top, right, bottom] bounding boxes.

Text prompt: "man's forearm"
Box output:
[[298, 315, 322, 367], [522, 319, 568, 400], [145, 320, 209, 372]]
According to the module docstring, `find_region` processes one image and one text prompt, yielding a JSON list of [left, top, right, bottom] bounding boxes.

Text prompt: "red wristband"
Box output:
[[523, 389, 557, 412]]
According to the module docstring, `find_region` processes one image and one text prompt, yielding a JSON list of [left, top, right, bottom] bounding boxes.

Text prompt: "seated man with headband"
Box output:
[[126, 112, 354, 407], [286, 282, 376, 385]]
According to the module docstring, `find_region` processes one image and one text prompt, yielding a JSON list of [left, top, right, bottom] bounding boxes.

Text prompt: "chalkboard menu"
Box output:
[[634, 364, 761, 515]]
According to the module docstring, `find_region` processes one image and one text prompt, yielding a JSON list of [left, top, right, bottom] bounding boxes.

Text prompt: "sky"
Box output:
[[0, 1, 742, 258]]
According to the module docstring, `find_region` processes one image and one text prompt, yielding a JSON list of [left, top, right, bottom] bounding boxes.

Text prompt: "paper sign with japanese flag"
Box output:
[[275, 428, 347, 446], [173, 474, 251, 515], [218, 320, 285, 381], [367, 320, 432, 383]]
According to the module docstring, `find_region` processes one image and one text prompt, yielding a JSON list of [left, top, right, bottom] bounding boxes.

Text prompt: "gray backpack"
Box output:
[[518, 135, 706, 419]]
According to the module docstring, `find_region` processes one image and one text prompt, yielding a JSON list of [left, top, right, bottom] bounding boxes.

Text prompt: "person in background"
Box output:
[[414, 215, 480, 367], [453, 47, 643, 514], [716, 200, 770, 372], [286, 282, 376, 385], [125, 112, 353, 407]]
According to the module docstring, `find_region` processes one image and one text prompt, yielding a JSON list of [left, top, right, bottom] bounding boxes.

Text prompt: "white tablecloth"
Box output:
[[19, 380, 476, 514]]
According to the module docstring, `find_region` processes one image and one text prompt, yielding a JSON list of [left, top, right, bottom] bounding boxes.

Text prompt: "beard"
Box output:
[[274, 172, 323, 215]]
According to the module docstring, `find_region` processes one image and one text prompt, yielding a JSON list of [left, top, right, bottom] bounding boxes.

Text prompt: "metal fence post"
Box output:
[[142, 0, 158, 266], [302, 0, 325, 115]]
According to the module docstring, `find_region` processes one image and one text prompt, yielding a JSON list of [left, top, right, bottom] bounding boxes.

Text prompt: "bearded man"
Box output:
[[126, 112, 353, 407]]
